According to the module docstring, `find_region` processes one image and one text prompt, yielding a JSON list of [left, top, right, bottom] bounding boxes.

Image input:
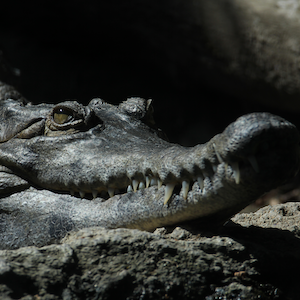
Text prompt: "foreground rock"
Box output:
[[0, 202, 299, 300]]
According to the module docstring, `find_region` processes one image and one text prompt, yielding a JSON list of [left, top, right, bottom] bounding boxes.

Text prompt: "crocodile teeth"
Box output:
[[150, 178, 158, 186], [231, 162, 240, 184], [92, 190, 98, 199], [132, 179, 139, 192], [158, 179, 163, 189], [197, 176, 204, 190], [139, 182, 145, 189], [225, 162, 228, 172], [248, 155, 259, 173], [146, 176, 150, 188], [127, 185, 133, 192], [79, 190, 85, 198], [108, 187, 115, 198], [181, 180, 189, 199], [164, 183, 176, 205], [213, 143, 224, 163]]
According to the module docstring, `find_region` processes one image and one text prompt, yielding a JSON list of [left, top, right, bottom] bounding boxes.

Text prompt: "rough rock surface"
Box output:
[[0, 202, 299, 300]]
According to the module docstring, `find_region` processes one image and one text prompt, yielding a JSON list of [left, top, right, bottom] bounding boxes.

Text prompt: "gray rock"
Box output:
[[232, 201, 300, 233], [0, 203, 299, 299]]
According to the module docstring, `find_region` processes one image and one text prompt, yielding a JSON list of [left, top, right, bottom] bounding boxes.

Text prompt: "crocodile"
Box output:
[[0, 81, 299, 249]]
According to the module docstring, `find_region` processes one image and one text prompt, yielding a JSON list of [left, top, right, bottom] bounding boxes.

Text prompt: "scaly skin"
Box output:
[[0, 81, 299, 249]]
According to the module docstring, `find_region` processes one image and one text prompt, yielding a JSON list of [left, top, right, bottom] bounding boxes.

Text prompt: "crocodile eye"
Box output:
[[46, 101, 91, 136], [53, 107, 74, 124]]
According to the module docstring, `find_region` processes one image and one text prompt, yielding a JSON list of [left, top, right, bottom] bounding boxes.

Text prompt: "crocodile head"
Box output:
[[0, 81, 299, 232]]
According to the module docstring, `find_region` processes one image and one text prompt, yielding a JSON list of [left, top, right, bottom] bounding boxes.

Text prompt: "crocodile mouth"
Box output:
[[59, 135, 300, 205]]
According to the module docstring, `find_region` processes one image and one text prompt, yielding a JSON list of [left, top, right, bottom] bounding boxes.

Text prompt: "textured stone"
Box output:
[[0, 203, 299, 299], [232, 201, 300, 233]]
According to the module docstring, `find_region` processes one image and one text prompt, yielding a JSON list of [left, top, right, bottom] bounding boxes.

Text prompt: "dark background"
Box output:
[[0, 1, 298, 146]]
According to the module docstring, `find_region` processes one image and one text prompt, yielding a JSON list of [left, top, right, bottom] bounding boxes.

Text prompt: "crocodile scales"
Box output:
[[0, 81, 299, 249]]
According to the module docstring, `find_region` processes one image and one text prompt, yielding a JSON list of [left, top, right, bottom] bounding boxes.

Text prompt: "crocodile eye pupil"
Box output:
[[53, 108, 73, 124]]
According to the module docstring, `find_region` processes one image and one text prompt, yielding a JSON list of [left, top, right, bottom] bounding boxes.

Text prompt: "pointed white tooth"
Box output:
[[164, 183, 175, 205], [132, 179, 139, 192], [231, 162, 240, 184], [158, 179, 162, 189], [248, 155, 259, 173], [197, 176, 204, 189], [92, 190, 98, 199], [139, 182, 145, 189], [127, 185, 133, 192], [108, 187, 115, 198], [146, 176, 150, 188], [181, 181, 189, 200], [79, 190, 85, 198], [150, 178, 158, 186], [225, 163, 228, 172], [213, 143, 224, 163]]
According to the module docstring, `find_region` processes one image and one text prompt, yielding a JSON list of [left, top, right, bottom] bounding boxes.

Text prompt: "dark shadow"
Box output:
[[208, 221, 300, 299]]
